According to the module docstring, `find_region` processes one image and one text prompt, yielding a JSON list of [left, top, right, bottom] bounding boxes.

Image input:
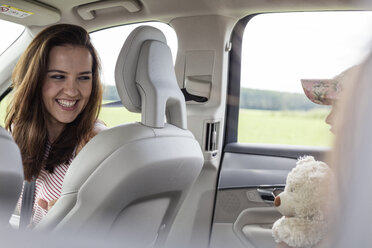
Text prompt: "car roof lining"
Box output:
[[0, 0, 369, 33]]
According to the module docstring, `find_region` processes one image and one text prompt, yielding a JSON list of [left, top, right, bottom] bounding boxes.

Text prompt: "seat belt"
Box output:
[[19, 180, 35, 229]]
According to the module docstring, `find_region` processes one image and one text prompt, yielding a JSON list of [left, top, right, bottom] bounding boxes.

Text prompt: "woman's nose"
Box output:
[[64, 78, 79, 96]]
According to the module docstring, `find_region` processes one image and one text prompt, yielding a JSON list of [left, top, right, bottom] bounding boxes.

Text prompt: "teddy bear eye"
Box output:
[[289, 187, 295, 192]]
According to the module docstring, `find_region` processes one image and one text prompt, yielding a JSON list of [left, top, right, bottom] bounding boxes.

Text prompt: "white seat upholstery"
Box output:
[[0, 127, 23, 226], [36, 26, 204, 246]]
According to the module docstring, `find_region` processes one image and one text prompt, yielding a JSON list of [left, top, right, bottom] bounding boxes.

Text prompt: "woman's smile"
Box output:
[[42, 45, 93, 133], [56, 99, 79, 110]]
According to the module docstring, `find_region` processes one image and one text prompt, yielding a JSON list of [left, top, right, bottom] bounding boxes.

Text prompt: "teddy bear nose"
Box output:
[[274, 196, 281, 207]]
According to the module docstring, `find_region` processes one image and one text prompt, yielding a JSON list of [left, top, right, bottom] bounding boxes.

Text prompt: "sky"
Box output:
[[2, 11, 372, 93], [241, 12, 372, 92]]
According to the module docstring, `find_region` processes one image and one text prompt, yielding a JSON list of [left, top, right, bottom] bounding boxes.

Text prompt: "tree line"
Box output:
[[103, 85, 323, 111], [103, 85, 120, 101], [239, 88, 324, 111]]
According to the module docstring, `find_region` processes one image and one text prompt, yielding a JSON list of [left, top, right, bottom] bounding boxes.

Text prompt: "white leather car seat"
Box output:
[[0, 127, 23, 226], [36, 26, 204, 247]]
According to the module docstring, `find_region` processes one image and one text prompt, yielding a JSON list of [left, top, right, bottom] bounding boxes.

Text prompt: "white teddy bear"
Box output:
[[272, 156, 334, 248]]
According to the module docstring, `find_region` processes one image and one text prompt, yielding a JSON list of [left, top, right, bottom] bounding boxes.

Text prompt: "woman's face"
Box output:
[[42, 45, 93, 128]]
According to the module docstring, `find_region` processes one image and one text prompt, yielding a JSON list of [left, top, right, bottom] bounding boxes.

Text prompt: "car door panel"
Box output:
[[210, 143, 328, 248], [234, 207, 282, 248]]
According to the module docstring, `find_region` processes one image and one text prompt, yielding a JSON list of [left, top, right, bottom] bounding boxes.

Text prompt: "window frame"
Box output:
[[224, 14, 256, 148], [224, 11, 371, 148]]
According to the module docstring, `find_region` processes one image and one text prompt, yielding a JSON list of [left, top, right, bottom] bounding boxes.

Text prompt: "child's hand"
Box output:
[[37, 198, 48, 210], [37, 198, 57, 211], [48, 199, 57, 211]]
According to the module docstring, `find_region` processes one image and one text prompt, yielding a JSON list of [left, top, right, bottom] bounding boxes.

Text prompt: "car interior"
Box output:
[[0, 0, 372, 247]]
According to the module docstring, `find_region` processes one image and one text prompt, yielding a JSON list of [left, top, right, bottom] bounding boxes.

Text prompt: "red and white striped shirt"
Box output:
[[17, 122, 105, 228], [18, 141, 75, 228]]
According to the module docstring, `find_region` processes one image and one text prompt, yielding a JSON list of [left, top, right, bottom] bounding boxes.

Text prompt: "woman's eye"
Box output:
[[78, 76, 91, 81], [50, 74, 65, 80]]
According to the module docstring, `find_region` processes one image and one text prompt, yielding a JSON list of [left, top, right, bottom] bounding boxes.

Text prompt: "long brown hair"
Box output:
[[5, 24, 103, 181]]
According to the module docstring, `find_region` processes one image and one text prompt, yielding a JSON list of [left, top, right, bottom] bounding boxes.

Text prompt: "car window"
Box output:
[[238, 11, 372, 146], [0, 20, 24, 127], [90, 22, 178, 127], [0, 19, 24, 55]]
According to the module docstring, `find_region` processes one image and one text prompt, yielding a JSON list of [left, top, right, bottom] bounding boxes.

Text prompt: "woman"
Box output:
[[5, 24, 105, 228]]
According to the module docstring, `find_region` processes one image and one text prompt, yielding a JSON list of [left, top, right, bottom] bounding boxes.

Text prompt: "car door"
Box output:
[[210, 11, 372, 248], [211, 144, 327, 248]]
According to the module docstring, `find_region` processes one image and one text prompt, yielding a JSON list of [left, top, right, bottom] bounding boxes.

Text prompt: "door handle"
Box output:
[[257, 187, 284, 203]]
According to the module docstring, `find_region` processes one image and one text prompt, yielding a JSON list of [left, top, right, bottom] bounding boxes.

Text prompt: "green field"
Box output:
[[0, 99, 332, 147], [238, 108, 332, 146], [0, 97, 10, 128], [98, 106, 141, 126]]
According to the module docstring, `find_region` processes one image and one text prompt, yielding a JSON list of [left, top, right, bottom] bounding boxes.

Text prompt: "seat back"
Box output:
[[0, 127, 23, 226], [36, 26, 204, 247]]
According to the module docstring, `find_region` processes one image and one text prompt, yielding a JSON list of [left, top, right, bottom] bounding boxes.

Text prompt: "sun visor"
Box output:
[[0, 0, 60, 26]]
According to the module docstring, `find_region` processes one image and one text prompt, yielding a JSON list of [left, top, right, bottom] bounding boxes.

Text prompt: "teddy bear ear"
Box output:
[[318, 161, 330, 169], [297, 155, 315, 165]]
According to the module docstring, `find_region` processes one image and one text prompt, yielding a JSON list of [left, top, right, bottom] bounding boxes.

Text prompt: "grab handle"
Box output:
[[77, 0, 141, 20], [257, 187, 284, 203]]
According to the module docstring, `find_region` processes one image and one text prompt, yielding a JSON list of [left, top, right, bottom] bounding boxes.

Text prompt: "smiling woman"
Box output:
[[4, 24, 104, 228], [42, 45, 93, 142]]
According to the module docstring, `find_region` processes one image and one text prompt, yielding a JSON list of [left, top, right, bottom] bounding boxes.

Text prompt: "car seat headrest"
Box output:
[[115, 25, 186, 129]]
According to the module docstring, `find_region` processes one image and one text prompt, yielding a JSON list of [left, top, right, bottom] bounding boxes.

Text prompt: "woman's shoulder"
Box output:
[[88, 119, 107, 141], [76, 119, 107, 154], [92, 119, 107, 136]]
